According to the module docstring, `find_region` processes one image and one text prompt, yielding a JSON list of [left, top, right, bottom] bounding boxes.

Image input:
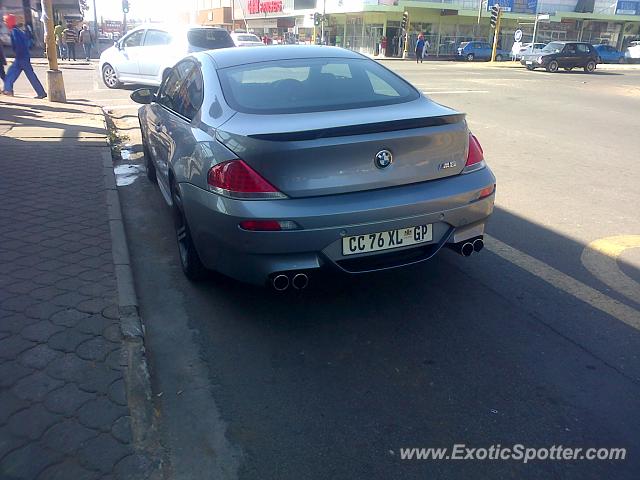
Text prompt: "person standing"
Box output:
[[63, 22, 77, 61], [1, 14, 46, 98], [54, 23, 65, 59], [415, 34, 425, 63], [0, 44, 6, 82], [79, 25, 93, 61]]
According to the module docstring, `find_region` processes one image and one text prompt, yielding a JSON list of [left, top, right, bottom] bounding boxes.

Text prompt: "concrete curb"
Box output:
[[101, 144, 164, 477]]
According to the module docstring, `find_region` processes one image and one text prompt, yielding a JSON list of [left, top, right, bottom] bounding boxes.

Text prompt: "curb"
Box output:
[[101, 144, 164, 477]]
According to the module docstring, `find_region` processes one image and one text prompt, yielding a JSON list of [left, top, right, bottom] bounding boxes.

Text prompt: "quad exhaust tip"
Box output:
[[292, 273, 309, 290], [448, 237, 484, 257], [460, 242, 474, 257], [473, 238, 484, 252], [272, 274, 289, 291]]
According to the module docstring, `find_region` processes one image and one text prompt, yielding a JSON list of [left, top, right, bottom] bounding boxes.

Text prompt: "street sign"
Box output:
[[537, 13, 550, 20], [514, 29, 523, 42]]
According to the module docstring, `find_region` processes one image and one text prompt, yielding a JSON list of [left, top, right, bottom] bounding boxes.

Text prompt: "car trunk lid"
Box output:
[[215, 100, 469, 198]]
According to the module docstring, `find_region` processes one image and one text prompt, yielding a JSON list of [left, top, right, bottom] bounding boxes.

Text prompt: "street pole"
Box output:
[[531, 0, 540, 46], [490, 7, 501, 62], [92, 0, 98, 44], [123, 12, 127, 35], [42, 0, 66, 102], [321, 5, 325, 45]]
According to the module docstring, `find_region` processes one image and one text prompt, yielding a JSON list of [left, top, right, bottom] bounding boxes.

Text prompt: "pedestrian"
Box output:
[[415, 34, 425, 63], [63, 22, 77, 61], [54, 23, 65, 59], [423, 37, 430, 59], [1, 14, 46, 98], [0, 44, 6, 83], [79, 24, 93, 61]]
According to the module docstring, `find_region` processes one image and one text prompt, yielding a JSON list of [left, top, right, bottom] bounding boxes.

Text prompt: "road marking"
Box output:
[[423, 90, 489, 94], [484, 234, 640, 330], [581, 235, 640, 306]]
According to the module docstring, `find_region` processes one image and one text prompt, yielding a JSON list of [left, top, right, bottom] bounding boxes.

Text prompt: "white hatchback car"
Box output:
[[625, 41, 640, 62], [99, 25, 234, 88], [230, 32, 265, 47]]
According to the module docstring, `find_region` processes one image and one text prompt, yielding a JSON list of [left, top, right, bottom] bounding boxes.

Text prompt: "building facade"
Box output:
[[196, 0, 640, 55]]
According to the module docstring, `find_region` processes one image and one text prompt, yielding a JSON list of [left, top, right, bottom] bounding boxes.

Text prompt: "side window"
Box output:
[[576, 44, 588, 54], [123, 30, 144, 48], [366, 71, 400, 97], [144, 30, 171, 46], [156, 62, 194, 115], [564, 44, 577, 54], [179, 68, 204, 120], [475, 43, 482, 49]]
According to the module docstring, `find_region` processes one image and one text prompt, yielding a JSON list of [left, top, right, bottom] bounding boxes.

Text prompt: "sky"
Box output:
[[93, 0, 194, 22]]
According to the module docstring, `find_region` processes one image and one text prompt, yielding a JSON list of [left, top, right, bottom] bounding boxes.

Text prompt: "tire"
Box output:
[[618, 57, 626, 64], [143, 138, 156, 183], [171, 180, 207, 281], [102, 63, 122, 89], [546, 60, 559, 73], [526, 65, 535, 71], [495, 54, 503, 62], [466, 53, 474, 62], [584, 60, 596, 73]]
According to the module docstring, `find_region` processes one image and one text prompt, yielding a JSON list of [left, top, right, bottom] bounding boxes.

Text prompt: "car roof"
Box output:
[[125, 24, 227, 34], [203, 45, 363, 69]]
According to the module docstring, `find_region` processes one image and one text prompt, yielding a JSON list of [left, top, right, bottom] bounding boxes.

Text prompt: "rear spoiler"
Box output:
[[246, 114, 466, 142]]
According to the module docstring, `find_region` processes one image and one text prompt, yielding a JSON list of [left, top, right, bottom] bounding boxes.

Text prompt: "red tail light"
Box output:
[[207, 160, 285, 199], [466, 133, 484, 168], [239, 220, 300, 231]]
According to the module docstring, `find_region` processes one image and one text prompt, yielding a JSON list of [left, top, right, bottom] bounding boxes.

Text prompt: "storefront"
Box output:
[[229, 0, 640, 54]]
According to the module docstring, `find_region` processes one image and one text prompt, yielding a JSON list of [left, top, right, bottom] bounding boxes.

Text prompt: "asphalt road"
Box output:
[[10, 60, 640, 479]]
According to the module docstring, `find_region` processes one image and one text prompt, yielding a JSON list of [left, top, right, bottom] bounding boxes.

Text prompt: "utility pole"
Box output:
[[92, 0, 98, 44], [42, 0, 66, 102], [321, 0, 325, 44]]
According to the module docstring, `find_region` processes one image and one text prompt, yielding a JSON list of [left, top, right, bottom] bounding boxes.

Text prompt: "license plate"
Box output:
[[526, 61, 533, 65], [342, 225, 433, 256]]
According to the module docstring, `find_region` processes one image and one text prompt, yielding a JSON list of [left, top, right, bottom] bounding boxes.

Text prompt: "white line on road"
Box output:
[[484, 234, 640, 330]]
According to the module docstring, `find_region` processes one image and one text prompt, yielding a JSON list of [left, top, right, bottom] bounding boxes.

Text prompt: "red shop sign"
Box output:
[[248, 0, 283, 14]]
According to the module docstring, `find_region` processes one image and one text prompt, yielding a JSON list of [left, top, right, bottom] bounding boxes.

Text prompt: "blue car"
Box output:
[[594, 44, 626, 64], [457, 41, 509, 61]]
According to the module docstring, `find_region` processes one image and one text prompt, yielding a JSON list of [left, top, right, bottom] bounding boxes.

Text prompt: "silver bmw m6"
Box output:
[[133, 46, 496, 289]]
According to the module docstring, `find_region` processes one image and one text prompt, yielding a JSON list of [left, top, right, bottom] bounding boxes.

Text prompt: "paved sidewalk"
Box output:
[[0, 96, 157, 479]]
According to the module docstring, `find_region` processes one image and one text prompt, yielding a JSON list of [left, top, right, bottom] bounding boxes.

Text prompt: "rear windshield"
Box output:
[[188, 29, 234, 49], [236, 34, 261, 42], [217, 58, 420, 114]]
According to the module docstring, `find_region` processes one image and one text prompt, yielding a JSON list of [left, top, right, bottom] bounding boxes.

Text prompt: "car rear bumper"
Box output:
[[179, 167, 496, 285]]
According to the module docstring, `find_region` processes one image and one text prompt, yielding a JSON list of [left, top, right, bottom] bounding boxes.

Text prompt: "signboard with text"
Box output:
[[248, 0, 284, 14], [615, 0, 640, 14]]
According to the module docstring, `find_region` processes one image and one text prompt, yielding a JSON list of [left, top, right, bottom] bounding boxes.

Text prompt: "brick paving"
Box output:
[[0, 99, 151, 479]]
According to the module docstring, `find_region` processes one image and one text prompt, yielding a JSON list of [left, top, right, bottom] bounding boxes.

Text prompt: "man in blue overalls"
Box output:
[[2, 14, 46, 99]]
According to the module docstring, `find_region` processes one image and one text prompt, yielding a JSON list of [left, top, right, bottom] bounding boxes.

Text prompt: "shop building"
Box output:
[[200, 0, 640, 56]]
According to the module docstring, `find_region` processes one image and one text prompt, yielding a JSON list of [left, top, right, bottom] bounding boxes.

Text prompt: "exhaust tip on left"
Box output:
[[272, 274, 289, 291]]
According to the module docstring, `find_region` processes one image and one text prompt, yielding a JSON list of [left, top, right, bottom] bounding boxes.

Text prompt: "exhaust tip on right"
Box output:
[[461, 242, 474, 257], [473, 239, 484, 252], [292, 273, 309, 290], [272, 274, 289, 291]]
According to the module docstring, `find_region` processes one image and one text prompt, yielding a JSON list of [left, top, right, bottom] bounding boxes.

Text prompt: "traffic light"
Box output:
[[122, 0, 129, 14], [490, 4, 500, 29], [401, 11, 409, 30], [313, 12, 321, 26]]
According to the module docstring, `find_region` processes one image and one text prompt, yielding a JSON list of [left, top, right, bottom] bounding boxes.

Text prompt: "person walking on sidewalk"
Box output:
[[63, 22, 78, 61], [79, 25, 94, 61], [1, 14, 46, 99], [0, 44, 6, 83], [415, 34, 425, 64], [54, 23, 66, 60]]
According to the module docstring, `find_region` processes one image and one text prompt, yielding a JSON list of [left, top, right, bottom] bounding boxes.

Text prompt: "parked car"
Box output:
[[457, 41, 509, 61], [230, 32, 264, 47], [131, 46, 495, 288], [99, 25, 234, 88], [515, 42, 546, 60], [521, 41, 599, 73], [594, 44, 625, 64], [625, 40, 640, 63]]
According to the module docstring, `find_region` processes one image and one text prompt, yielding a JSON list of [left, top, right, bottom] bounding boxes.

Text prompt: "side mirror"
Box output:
[[130, 88, 155, 105]]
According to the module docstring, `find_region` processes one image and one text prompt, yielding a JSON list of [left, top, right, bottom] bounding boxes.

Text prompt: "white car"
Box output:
[[515, 42, 546, 60], [99, 25, 234, 88], [230, 32, 265, 47], [625, 41, 640, 62]]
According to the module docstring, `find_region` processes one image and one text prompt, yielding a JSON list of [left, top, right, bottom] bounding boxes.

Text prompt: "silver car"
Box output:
[[132, 46, 496, 289]]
